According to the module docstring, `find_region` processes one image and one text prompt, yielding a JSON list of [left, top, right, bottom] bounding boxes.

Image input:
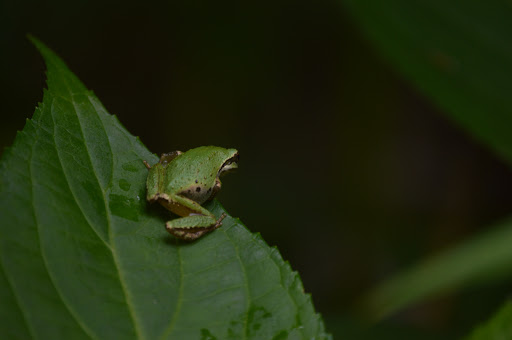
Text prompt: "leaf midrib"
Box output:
[[223, 225, 251, 340], [42, 68, 146, 339], [78, 93, 147, 340], [70, 87, 145, 339], [0, 245, 36, 339], [159, 244, 184, 340], [34, 102, 98, 339]]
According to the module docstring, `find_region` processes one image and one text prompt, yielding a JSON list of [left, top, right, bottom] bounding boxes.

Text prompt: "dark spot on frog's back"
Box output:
[[195, 179, 198, 183], [207, 188, 211, 193], [196, 187, 201, 192]]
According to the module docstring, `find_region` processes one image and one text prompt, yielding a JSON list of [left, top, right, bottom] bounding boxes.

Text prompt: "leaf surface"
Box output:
[[0, 38, 330, 340]]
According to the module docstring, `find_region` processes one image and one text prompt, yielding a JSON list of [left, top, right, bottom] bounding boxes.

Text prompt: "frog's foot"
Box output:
[[165, 213, 227, 241], [167, 226, 217, 241], [143, 160, 151, 169]]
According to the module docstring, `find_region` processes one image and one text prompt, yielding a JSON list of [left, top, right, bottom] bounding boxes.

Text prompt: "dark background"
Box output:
[[3, 0, 512, 337]]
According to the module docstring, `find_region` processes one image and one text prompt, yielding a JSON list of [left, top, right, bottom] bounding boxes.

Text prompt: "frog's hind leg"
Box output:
[[166, 213, 226, 241]]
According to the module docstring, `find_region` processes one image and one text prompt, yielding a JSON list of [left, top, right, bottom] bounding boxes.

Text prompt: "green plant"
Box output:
[[0, 38, 330, 340], [3, 1, 512, 337]]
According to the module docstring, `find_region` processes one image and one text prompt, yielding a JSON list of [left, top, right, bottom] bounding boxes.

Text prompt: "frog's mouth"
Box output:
[[219, 152, 239, 176]]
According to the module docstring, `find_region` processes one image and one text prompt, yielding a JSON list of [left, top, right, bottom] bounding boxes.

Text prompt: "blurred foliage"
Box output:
[[344, 0, 512, 164], [344, 0, 512, 324], [2, 0, 512, 338], [364, 218, 512, 319], [465, 301, 512, 340]]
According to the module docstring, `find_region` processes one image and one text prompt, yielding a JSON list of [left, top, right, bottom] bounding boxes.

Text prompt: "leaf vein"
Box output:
[[73, 92, 144, 339], [159, 243, 184, 340], [222, 222, 251, 340], [183, 284, 245, 303], [249, 235, 305, 338], [0, 258, 36, 339], [33, 103, 99, 339], [184, 258, 239, 277]]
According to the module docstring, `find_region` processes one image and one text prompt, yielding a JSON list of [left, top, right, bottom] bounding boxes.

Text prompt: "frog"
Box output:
[[143, 146, 239, 241]]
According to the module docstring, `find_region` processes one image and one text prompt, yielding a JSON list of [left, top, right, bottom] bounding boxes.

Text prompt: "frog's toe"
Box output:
[[166, 225, 215, 241], [215, 213, 227, 228]]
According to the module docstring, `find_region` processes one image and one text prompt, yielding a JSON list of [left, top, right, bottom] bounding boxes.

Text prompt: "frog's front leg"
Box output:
[[163, 193, 226, 241]]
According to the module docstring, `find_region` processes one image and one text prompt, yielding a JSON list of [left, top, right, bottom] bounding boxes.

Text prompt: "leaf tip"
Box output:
[[26, 34, 46, 53]]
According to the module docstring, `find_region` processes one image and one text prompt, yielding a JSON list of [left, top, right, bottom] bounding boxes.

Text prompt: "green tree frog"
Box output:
[[144, 146, 239, 241]]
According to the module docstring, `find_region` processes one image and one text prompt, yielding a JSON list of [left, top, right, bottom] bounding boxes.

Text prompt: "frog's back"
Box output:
[[164, 156, 216, 191], [162, 146, 233, 201]]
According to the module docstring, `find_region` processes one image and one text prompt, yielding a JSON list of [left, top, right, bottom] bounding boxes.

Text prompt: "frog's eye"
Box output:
[[219, 153, 239, 175]]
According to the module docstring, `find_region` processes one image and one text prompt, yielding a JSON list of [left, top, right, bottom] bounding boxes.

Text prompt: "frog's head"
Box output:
[[218, 149, 239, 176]]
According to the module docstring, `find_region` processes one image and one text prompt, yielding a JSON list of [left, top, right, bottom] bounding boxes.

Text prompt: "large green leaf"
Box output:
[[465, 301, 512, 340], [343, 0, 512, 163], [362, 218, 512, 318], [0, 38, 330, 340]]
